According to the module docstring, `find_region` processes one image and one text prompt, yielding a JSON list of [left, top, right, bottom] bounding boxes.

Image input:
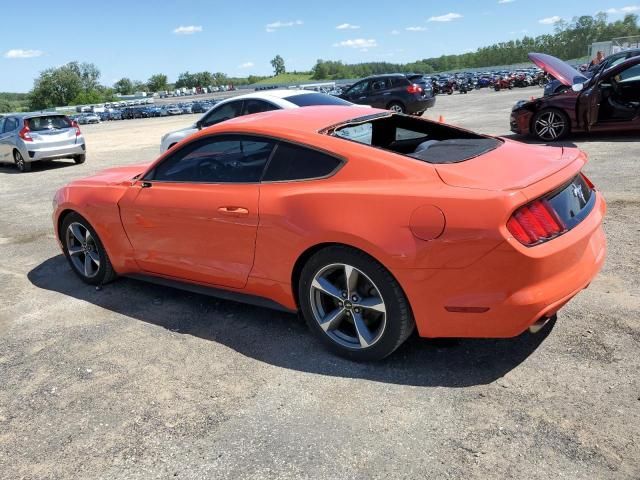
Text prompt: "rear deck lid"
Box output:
[[435, 139, 584, 191]]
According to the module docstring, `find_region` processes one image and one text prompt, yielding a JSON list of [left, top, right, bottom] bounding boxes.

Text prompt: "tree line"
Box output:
[[310, 13, 640, 79], [5, 12, 637, 112]]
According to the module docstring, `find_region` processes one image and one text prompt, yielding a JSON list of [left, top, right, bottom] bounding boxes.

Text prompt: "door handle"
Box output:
[[218, 206, 249, 216]]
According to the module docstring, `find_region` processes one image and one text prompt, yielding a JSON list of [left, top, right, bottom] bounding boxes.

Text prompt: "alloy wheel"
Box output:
[[65, 222, 101, 278], [534, 111, 566, 140], [389, 104, 403, 113], [14, 151, 26, 171], [309, 263, 387, 349]]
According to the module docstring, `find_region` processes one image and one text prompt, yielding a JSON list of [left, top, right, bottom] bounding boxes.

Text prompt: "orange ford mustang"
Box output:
[[52, 106, 606, 360]]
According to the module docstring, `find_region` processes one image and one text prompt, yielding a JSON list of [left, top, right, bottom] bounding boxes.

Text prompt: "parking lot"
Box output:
[[1, 87, 638, 479]]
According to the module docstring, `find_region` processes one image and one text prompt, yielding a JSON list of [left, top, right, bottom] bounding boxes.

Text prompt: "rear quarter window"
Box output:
[[262, 142, 342, 181]]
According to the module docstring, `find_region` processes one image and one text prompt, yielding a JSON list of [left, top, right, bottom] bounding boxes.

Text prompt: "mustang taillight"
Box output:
[[507, 199, 566, 246]]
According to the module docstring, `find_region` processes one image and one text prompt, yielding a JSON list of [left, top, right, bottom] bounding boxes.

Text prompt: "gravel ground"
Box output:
[[0, 87, 639, 479]]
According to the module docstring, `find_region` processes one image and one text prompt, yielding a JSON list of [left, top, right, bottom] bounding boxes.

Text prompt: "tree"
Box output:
[[270, 55, 286, 75], [175, 71, 197, 88], [29, 64, 83, 109], [113, 77, 134, 95], [147, 73, 168, 92]]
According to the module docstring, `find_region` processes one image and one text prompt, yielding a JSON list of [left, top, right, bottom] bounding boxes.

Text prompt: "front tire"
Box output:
[[14, 150, 31, 172], [298, 246, 414, 361], [61, 212, 117, 285], [532, 108, 569, 141]]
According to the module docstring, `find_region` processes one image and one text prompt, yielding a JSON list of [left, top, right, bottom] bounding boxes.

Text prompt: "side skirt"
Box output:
[[126, 273, 297, 314]]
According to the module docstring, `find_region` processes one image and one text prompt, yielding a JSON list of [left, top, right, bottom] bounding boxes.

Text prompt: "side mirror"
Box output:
[[195, 120, 203, 130], [571, 83, 584, 92]]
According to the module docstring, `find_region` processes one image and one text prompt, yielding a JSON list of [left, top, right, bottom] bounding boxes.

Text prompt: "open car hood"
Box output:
[[528, 52, 587, 87]]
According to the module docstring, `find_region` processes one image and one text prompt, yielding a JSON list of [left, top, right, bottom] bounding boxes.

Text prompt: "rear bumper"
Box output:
[[25, 142, 86, 162], [395, 192, 606, 338], [406, 96, 435, 114]]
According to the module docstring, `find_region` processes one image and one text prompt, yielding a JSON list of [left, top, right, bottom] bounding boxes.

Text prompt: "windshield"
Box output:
[[285, 93, 352, 107], [26, 115, 72, 131]]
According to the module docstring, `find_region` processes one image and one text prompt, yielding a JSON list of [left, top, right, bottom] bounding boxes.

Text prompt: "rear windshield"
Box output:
[[285, 93, 352, 107], [27, 115, 71, 131], [328, 114, 501, 164]]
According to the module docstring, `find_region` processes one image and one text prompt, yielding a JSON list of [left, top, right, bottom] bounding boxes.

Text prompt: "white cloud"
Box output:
[[498, 0, 515, 3], [428, 12, 462, 22], [265, 20, 303, 32], [333, 38, 378, 49], [605, 5, 640, 13], [238, 62, 254, 69], [539, 15, 562, 24], [4, 49, 43, 59], [405, 26, 427, 31], [173, 25, 202, 35], [390, 29, 400, 35], [336, 23, 360, 29]]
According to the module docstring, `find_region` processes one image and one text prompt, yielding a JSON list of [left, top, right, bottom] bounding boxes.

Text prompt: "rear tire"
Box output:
[[14, 150, 30, 172], [387, 102, 405, 114], [61, 212, 117, 285], [74, 154, 86, 164], [298, 246, 414, 361]]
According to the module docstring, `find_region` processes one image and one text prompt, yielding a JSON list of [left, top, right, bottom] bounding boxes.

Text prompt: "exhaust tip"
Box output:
[[529, 314, 557, 334]]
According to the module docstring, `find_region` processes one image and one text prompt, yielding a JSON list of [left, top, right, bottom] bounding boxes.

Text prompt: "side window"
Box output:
[[370, 79, 387, 91], [390, 77, 410, 88], [201, 101, 243, 127], [0, 118, 5, 133], [4, 117, 18, 133], [346, 81, 369, 96], [243, 99, 278, 115], [618, 63, 640, 83], [262, 142, 342, 182], [151, 135, 274, 183]]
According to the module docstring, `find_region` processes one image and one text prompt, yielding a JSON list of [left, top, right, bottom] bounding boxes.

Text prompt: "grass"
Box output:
[[254, 73, 313, 85]]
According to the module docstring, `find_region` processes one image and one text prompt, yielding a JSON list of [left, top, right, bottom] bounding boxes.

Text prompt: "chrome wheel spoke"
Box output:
[[352, 312, 376, 348], [70, 224, 85, 244], [344, 265, 359, 298], [312, 277, 343, 300], [319, 307, 346, 332], [87, 250, 100, 267], [83, 255, 93, 276], [68, 245, 83, 256], [355, 296, 386, 313]]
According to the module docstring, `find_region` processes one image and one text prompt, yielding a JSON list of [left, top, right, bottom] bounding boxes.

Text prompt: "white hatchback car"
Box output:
[[160, 89, 366, 152]]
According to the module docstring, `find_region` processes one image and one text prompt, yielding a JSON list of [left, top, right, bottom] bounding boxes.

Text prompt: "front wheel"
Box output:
[[298, 246, 414, 361], [61, 212, 117, 285], [532, 109, 569, 141]]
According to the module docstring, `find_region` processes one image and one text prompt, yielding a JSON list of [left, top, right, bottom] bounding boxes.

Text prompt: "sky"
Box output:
[[1, 0, 637, 92]]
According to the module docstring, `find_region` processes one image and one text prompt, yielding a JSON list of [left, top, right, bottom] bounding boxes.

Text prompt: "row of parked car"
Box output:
[[70, 101, 218, 124]]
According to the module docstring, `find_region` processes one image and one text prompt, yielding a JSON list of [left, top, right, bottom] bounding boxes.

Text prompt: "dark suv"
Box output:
[[339, 74, 435, 115]]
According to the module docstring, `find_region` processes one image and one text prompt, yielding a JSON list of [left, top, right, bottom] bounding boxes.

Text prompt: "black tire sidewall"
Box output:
[[61, 212, 111, 285], [298, 246, 413, 361]]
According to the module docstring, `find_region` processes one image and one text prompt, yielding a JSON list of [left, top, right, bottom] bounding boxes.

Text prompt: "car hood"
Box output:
[[528, 52, 587, 86], [435, 139, 585, 191], [72, 163, 152, 186]]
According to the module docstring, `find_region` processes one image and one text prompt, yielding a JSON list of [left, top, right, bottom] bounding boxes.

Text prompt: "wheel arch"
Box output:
[[289, 241, 412, 314]]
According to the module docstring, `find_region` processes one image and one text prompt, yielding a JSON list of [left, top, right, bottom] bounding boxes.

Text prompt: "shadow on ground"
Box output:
[[0, 159, 77, 175], [28, 255, 555, 388]]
